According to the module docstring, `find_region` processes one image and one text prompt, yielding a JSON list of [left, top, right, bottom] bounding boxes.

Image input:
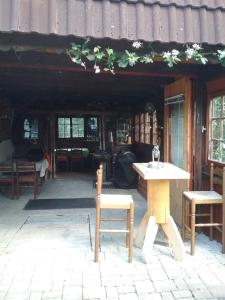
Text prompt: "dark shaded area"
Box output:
[[24, 197, 95, 210], [113, 151, 137, 188]]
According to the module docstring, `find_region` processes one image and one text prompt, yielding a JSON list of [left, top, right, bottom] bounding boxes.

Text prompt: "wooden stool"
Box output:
[[182, 163, 225, 255], [95, 165, 134, 263]]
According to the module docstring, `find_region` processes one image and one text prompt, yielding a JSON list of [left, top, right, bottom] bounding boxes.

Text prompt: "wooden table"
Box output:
[[133, 162, 190, 261]]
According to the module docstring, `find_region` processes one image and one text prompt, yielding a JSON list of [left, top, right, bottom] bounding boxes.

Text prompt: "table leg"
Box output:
[[142, 216, 158, 263], [134, 212, 149, 248], [161, 216, 185, 261]]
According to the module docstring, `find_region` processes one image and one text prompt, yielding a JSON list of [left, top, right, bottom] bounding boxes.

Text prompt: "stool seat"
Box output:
[[183, 191, 222, 202], [100, 194, 133, 209]]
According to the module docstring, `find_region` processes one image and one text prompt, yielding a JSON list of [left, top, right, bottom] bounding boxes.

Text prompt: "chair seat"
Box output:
[[183, 190, 222, 202], [100, 194, 133, 209]]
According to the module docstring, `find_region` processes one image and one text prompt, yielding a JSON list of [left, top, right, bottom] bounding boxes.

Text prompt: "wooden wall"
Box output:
[[0, 98, 12, 142], [0, 98, 14, 162], [164, 77, 193, 226]]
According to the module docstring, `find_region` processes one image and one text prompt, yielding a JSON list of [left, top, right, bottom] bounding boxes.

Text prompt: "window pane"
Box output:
[[58, 118, 64, 125], [222, 142, 225, 162], [223, 120, 225, 140], [87, 117, 98, 141], [57, 117, 71, 138], [211, 140, 221, 161], [72, 118, 84, 138], [170, 102, 184, 168], [24, 118, 38, 140], [212, 96, 222, 118], [24, 131, 30, 139], [58, 131, 64, 138], [212, 119, 221, 139], [65, 118, 70, 125], [58, 124, 64, 132]]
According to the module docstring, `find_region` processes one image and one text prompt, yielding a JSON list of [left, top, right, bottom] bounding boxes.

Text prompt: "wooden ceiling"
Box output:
[[0, 49, 203, 113]]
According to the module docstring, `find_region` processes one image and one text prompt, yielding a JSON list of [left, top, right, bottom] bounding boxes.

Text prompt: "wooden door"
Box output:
[[164, 77, 193, 226]]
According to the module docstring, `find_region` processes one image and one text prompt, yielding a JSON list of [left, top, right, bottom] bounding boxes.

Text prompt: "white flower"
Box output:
[[81, 62, 86, 69], [72, 57, 78, 63], [132, 41, 143, 49], [192, 43, 201, 50], [185, 48, 195, 59], [163, 51, 171, 58], [94, 64, 101, 74], [217, 50, 225, 59], [172, 49, 179, 56]]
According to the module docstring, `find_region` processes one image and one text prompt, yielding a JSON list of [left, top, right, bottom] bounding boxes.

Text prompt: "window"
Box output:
[[209, 96, 225, 163], [24, 118, 38, 140], [58, 118, 71, 138], [57, 117, 84, 138], [57, 116, 98, 140], [72, 118, 84, 138], [116, 117, 132, 144], [134, 112, 158, 145]]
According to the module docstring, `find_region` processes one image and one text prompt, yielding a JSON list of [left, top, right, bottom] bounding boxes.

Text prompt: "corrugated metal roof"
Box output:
[[0, 0, 225, 45], [106, 0, 225, 10]]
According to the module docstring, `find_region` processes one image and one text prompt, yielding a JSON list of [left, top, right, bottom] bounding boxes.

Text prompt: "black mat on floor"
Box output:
[[24, 198, 95, 210]]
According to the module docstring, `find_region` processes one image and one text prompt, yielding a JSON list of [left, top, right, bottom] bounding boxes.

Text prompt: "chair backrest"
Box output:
[[0, 162, 14, 173], [56, 150, 69, 161], [210, 163, 214, 191], [16, 161, 36, 173], [223, 167, 225, 198], [70, 150, 82, 160], [96, 164, 103, 200]]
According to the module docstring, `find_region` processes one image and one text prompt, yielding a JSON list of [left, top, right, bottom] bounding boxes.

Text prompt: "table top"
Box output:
[[133, 162, 190, 180]]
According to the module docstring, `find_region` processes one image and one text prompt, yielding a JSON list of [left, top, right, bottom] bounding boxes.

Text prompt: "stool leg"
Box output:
[[126, 210, 130, 248], [95, 206, 101, 262], [209, 204, 213, 241], [128, 203, 134, 263], [182, 195, 186, 240], [191, 202, 196, 255]]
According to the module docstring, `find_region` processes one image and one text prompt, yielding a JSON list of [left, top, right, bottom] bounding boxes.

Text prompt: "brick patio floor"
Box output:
[[0, 174, 225, 300]]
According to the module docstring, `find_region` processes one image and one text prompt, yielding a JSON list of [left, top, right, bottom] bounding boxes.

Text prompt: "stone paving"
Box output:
[[0, 174, 225, 300]]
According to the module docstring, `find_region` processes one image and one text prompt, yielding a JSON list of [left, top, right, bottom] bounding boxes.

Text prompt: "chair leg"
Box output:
[[11, 176, 15, 200], [16, 179, 20, 199], [34, 176, 38, 199], [95, 206, 101, 262], [191, 202, 196, 255], [222, 203, 225, 254], [209, 204, 213, 241], [128, 203, 134, 263]]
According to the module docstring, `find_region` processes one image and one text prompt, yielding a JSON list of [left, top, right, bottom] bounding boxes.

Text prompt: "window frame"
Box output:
[[207, 93, 225, 165]]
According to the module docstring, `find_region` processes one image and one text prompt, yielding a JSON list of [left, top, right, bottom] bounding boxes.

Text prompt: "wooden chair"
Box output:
[[182, 163, 225, 255], [16, 161, 39, 199], [0, 162, 15, 199], [95, 164, 134, 263], [70, 149, 83, 171], [56, 150, 69, 172]]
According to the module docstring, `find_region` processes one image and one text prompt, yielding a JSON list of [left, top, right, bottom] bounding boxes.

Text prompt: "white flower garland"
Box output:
[[67, 39, 225, 74]]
